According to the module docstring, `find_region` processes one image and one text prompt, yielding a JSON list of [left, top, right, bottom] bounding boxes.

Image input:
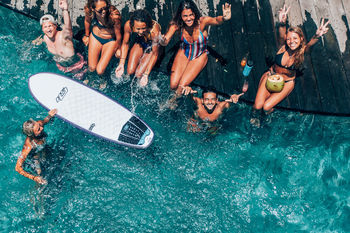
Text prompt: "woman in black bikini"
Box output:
[[83, 0, 122, 77], [115, 9, 161, 86], [252, 5, 329, 119]]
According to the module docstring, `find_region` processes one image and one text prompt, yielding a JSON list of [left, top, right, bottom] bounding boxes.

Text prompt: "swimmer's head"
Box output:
[[22, 119, 44, 137], [130, 9, 153, 36], [201, 87, 218, 114], [173, 0, 201, 29], [40, 14, 58, 39], [40, 14, 57, 26], [22, 119, 35, 137]]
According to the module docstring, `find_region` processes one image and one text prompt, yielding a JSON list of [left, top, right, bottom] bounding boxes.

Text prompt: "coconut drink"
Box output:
[[266, 74, 285, 93]]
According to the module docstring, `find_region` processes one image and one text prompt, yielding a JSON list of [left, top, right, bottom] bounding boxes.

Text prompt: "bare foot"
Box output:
[[250, 118, 260, 127], [139, 74, 148, 87], [83, 79, 89, 85]]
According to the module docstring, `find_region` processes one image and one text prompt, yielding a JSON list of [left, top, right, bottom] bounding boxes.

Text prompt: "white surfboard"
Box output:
[[28, 72, 154, 149]]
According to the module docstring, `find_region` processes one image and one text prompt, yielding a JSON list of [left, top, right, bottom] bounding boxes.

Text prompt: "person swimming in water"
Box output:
[[15, 109, 57, 185], [159, 0, 231, 97], [114, 9, 162, 86], [182, 86, 243, 132], [251, 4, 329, 126], [33, 0, 87, 80]]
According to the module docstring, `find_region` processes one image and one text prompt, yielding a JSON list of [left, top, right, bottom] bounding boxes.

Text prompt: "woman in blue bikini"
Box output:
[[251, 5, 329, 125], [83, 0, 122, 76], [160, 0, 231, 96], [115, 9, 161, 86]]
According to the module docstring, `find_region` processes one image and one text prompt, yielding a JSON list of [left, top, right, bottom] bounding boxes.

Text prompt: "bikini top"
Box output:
[[92, 18, 108, 29], [180, 28, 208, 60], [274, 51, 296, 71]]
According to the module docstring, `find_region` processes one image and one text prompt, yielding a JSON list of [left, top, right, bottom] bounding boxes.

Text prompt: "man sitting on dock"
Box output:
[[33, 0, 87, 79]]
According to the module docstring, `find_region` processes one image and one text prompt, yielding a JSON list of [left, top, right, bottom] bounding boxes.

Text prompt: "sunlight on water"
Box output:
[[1, 5, 350, 232]]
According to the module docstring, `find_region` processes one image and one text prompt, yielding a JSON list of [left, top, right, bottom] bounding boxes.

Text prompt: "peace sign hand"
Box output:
[[222, 3, 231, 21], [225, 93, 244, 104], [316, 18, 330, 37], [278, 4, 290, 24], [181, 86, 197, 96]]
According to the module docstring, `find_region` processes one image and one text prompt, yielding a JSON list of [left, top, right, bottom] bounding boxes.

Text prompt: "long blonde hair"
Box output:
[[286, 27, 306, 69]]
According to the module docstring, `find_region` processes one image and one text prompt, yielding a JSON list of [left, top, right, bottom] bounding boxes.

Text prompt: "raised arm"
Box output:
[[200, 3, 231, 27], [277, 4, 290, 46], [59, 0, 73, 41], [41, 109, 57, 125], [305, 18, 330, 51]]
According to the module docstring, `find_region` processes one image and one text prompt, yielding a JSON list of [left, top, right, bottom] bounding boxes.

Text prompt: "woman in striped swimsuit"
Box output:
[[160, 0, 231, 96]]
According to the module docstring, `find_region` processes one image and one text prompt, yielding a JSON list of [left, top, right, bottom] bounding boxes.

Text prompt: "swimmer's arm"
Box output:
[[60, 0, 73, 41], [119, 21, 132, 65], [42, 109, 57, 125], [160, 24, 178, 46], [224, 93, 244, 108], [15, 143, 36, 181]]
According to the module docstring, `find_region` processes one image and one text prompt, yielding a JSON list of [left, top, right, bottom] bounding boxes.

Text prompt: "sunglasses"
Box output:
[[95, 6, 108, 14]]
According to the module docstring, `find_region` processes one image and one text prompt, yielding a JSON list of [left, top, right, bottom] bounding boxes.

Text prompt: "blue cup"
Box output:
[[243, 60, 253, 77]]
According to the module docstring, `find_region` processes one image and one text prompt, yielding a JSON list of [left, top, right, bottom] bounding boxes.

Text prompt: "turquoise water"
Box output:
[[1, 6, 350, 232]]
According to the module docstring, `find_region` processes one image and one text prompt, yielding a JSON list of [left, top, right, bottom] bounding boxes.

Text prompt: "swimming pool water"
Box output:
[[1, 6, 350, 232]]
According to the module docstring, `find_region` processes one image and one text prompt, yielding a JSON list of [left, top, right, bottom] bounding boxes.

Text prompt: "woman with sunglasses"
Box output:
[[160, 0, 231, 97], [83, 0, 122, 78], [115, 9, 161, 86]]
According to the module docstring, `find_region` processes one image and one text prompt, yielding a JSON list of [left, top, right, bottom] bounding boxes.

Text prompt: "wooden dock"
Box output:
[[2, 0, 350, 115]]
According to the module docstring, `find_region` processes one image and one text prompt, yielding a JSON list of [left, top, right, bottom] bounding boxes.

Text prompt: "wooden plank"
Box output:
[[298, 0, 339, 113], [318, 0, 350, 113], [241, 0, 272, 102]]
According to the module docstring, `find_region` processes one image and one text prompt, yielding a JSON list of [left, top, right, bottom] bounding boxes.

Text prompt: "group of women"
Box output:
[[81, 0, 231, 88]]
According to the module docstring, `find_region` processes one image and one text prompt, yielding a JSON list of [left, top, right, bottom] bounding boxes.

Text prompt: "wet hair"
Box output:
[[130, 9, 153, 30], [85, 0, 114, 28], [202, 86, 217, 98], [22, 119, 35, 137], [286, 26, 306, 69], [172, 0, 201, 29]]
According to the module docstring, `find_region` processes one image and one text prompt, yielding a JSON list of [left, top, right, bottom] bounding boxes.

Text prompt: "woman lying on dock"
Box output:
[[251, 5, 329, 126]]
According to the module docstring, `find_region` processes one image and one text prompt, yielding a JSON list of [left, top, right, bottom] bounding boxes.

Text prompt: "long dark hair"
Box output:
[[286, 26, 306, 69], [85, 0, 114, 28], [130, 9, 153, 30], [172, 0, 201, 29]]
